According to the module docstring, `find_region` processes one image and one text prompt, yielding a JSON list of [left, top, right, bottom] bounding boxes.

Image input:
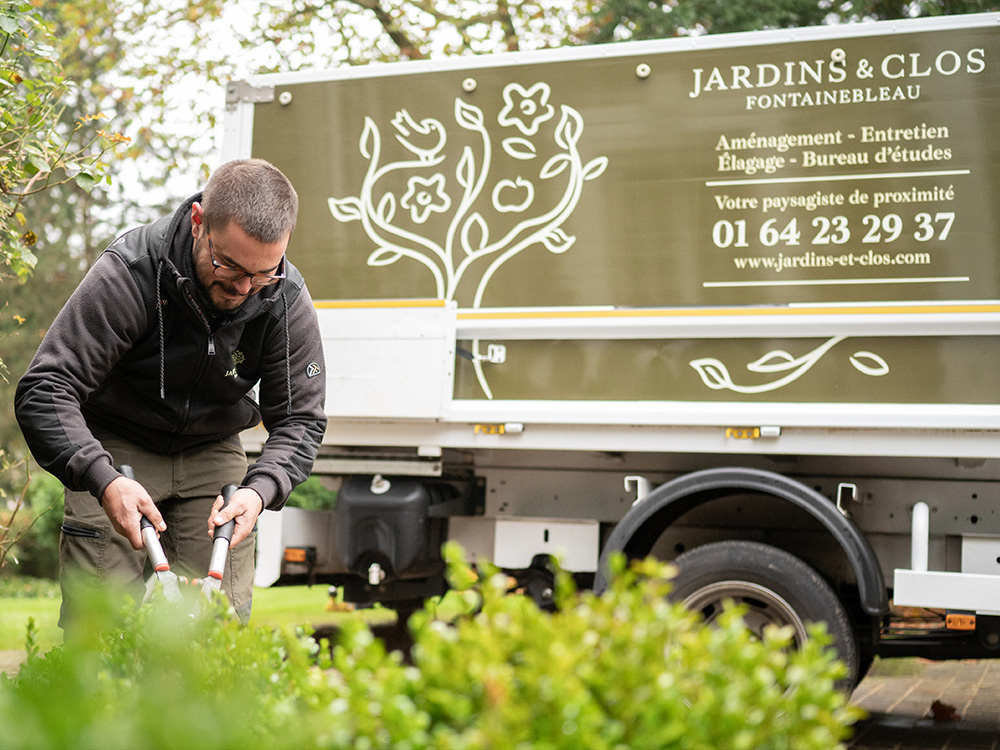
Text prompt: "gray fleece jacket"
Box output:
[[14, 194, 328, 509]]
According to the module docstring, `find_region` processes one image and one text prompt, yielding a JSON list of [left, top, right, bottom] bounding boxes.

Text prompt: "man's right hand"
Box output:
[[101, 475, 165, 550]]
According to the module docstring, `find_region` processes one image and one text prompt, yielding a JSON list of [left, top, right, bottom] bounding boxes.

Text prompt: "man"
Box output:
[[14, 159, 327, 629]]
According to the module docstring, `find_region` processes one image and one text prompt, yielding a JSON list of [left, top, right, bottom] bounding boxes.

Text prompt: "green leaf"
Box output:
[[74, 172, 96, 191], [27, 154, 48, 174], [0, 14, 19, 34]]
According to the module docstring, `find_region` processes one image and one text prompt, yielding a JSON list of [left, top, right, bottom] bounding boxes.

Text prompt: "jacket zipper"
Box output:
[[175, 282, 219, 432], [182, 287, 216, 356]]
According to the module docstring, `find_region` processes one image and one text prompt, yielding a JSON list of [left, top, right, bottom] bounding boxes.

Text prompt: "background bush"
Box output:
[[285, 475, 338, 510], [9, 472, 64, 579], [0, 546, 860, 749]]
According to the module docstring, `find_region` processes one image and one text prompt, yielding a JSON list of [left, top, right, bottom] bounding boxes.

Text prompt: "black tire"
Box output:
[[670, 540, 860, 690]]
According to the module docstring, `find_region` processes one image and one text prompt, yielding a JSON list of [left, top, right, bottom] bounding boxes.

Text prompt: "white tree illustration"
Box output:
[[329, 82, 608, 397]]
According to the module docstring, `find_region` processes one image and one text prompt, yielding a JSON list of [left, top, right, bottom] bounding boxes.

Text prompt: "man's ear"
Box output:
[[191, 202, 204, 233]]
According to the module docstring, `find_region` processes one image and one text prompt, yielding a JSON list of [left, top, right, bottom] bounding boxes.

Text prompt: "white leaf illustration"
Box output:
[[461, 213, 490, 255], [541, 227, 576, 254], [582, 156, 609, 181], [502, 137, 537, 160], [456, 147, 474, 190], [455, 98, 485, 131], [850, 351, 890, 377], [367, 247, 404, 266], [539, 154, 570, 180], [361, 117, 378, 160], [376, 192, 396, 223], [690, 358, 736, 390], [554, 105, 583, 150], [328, 196, 362, 222], [748, 350, 798, 373]]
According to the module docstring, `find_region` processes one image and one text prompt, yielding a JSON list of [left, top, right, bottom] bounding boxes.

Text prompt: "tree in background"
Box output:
[[0, 1, 147, 471], [223, 0, 595, 66], [0, 2, 121, 379], [587, 0, 1000, 42], [0, 2, 119, 278]]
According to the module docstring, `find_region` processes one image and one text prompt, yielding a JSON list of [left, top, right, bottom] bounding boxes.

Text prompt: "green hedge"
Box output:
[[0, 544, 860, 749]]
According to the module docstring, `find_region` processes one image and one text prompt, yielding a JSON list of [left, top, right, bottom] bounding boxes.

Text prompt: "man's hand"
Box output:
[[208, 487, 263, 547], [101, 475, 165, 550]]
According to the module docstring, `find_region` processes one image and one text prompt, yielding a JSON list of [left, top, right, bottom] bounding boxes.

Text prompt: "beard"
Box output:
[[194, 274, 253, 316], [191, 235, 252, 316]]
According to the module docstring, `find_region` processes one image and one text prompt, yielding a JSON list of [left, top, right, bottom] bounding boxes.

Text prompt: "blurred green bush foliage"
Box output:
[[286, 475, 337, 511], [0, 544, 860, 749], [9, 472, 64, 579]]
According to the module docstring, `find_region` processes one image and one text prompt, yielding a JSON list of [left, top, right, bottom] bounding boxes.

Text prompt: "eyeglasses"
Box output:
[[204, 221, 286, 287]]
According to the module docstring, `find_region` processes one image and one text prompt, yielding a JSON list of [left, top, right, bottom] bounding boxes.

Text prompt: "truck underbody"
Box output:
[[250, 432, 1000, 684]]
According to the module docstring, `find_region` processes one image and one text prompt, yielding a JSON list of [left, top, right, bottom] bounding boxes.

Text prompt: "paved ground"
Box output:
[[0, 650, 25, 676], [849, 660, 1000, 749]]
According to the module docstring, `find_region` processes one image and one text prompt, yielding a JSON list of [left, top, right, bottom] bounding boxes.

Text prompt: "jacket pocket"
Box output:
[[61, 521, 102, 539]]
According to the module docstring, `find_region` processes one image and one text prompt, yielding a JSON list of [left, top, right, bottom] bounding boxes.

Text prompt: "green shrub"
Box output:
[[0, 575, 60, 599], [286, 475, 338, 510], [11, 472, 64, 579], [0, 546, 861, 749]]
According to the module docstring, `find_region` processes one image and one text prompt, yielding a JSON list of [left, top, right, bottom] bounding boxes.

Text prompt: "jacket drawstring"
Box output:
[[282, 289, 291, 416], [157, 260, 166, 399]]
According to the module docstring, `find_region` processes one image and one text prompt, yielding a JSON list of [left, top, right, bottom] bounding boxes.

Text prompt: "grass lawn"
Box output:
[[249, 584, 397, 632], [0, 596, 62, 653], [0, 582, 398, 653]]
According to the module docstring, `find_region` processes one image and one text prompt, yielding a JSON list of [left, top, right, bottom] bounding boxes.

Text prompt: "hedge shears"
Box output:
[[120, 464, 236, 604]]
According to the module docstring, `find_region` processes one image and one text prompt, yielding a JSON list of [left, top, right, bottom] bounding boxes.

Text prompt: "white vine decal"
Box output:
[[690, 336, 889, 394], [328, 82, 608, 398]]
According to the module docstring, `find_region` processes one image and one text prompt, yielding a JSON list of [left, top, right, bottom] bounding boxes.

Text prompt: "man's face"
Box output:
[[190, 202, 289, 314]]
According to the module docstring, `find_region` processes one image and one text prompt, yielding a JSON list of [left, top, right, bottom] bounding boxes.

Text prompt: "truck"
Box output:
[[223, 12, 1000, 686]]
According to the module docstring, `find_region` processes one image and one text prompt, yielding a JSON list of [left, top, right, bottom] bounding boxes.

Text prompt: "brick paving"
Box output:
[[849, 661, 1000, 749]]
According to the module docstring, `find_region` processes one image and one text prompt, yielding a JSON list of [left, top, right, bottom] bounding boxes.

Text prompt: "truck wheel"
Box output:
[[669, 540, 859, 689]]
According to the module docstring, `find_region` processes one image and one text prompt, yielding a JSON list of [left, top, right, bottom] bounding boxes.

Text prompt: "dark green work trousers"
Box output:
[[58, 437, 256, 632]]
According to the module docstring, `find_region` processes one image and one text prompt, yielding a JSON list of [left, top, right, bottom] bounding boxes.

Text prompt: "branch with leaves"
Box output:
[[0, 2, 124, 280], [0, 447, 36, 574]]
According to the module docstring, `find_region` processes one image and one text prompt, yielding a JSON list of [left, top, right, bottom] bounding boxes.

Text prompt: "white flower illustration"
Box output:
[[401, 174, 452, 223], [498, 83, 555, 136]]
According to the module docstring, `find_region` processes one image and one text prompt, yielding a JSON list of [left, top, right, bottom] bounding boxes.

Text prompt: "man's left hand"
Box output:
[[207, 487, 263, 547]]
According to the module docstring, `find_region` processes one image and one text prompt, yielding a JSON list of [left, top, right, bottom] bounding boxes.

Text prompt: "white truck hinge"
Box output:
[[474, 344, 506, 364], [225, 80, 275, 107]]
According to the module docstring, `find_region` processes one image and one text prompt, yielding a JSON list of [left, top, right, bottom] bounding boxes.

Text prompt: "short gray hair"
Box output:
[[202, 159, 298, 243]]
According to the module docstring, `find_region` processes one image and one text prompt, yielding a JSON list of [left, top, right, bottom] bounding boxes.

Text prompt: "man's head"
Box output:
[[190, 159, 298, 314]]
